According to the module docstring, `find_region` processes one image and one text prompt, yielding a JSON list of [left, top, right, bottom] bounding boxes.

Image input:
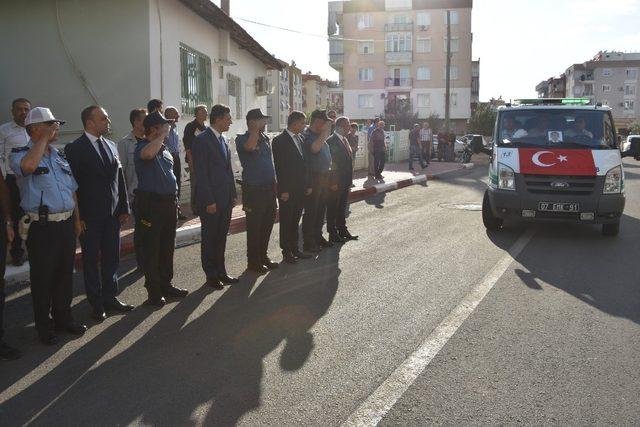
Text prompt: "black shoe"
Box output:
[[248, 264, 269, 274], [206, 278, 225, 290], [55, 322, 87, 336], [92, 307, 107, 322], [104, 298, 135, 312], [263, 259, 279, 270], [329, 234, 346, 244], [218, 274, 239, 284], [39, 331, 59, 346], [340, 231, 359, 241], [11, 256, 25, 267], [163, 286, 189, 298], [318, 238, 334, 248], [283, 252, 298, 264], [292, 249, 312, 259], [145, 296, 166, 308], [0, 341, 22, 360]]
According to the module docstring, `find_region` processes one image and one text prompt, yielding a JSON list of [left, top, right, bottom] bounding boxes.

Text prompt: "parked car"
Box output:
[[430, 136, 466, 159], [621, 135, 640, 153]]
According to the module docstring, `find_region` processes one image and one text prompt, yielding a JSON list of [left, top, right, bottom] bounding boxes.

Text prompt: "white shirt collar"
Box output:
[[286, 129, 299, 140], [85, 131, 100, 143], [211, 128, 223, 140]]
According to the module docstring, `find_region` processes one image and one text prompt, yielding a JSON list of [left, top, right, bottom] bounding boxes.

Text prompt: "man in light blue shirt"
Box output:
[[9, 107, 86, 345]]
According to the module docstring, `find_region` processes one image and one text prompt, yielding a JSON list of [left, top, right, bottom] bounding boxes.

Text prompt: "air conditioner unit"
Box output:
[[619, 102, 625, 107], [255, 76, 272, 96], [418, 25, 428, 31], [619, 87, 624, 92]]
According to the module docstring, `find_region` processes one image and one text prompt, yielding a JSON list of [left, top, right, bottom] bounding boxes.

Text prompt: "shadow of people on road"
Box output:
[[0, 243, 343, 426]]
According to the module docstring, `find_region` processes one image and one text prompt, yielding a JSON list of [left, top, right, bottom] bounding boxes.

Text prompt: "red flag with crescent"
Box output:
[[518, 148, 597, 176]]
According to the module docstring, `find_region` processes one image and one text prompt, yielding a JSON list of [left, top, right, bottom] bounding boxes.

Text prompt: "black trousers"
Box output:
[[0, 216, 7, 340], [200, 203, 232, 279], [374, 151, 386, 176], [243, 185, 276, 265], [5, 174, 24, 261], [326, 186, 350, 236], [79, 215, 121, 310], [170, 152, 182, 206], [302, 173, 328, 246], [134, 191, 176, 299], [26, 218, 76, 334], [278, 193, 304, 253]]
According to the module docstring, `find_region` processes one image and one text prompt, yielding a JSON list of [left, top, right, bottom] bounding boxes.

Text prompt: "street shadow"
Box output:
[[365, 192, 386, 209], [486, 214, 640, 326], [0, 244, 343, 426]]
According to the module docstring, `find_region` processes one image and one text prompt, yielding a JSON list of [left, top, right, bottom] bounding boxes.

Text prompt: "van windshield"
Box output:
[[497, 109, 616, 149]]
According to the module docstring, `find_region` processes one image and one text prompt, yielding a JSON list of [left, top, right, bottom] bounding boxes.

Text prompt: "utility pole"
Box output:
[[444, 10, 451, 133]]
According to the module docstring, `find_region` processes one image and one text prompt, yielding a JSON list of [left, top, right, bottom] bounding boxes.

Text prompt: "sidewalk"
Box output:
[[5, 160, 471, 285]]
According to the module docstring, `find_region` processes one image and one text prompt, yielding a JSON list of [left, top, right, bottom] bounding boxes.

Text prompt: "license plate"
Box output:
[[538, 202, 580, 212]]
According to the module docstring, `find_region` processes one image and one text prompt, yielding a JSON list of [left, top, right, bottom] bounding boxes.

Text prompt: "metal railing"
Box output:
[[385, 77, 413, 87], [384, 22, 413, 31], [385, 51, 413, 64]]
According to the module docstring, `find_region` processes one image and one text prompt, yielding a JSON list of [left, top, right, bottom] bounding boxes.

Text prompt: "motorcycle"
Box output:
[[458, 139, 473, 164]]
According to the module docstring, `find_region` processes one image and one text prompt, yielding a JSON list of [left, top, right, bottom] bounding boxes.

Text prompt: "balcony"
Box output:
[[384, 22, 413, 32], [385, 50, 412, 65], [329, 53, 344, 69], [385, 77, 413, 89]]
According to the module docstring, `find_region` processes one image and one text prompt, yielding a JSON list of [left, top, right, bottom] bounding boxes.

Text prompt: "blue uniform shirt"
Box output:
[[134, 140, 178, 196], [235, 131, 276, 186], [165, 127, 180, 154], [303, 128, 332, 174], [10, 142, 78, 214]]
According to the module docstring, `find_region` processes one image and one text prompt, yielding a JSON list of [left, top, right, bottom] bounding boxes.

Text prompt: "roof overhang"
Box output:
[[179, 0, 282, 70]]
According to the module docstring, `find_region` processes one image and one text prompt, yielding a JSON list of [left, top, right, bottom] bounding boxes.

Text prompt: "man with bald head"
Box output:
[[65, 106, 132, 322]]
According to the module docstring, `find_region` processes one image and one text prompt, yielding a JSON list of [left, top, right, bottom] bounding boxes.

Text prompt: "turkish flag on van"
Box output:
[[519, 148, 597, 176]]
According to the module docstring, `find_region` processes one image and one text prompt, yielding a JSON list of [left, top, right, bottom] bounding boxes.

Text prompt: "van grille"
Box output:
[[523, 175, 597, 196]]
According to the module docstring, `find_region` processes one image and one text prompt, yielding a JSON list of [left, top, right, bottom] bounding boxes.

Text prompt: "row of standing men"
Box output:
[[0, 99, 358, 357]]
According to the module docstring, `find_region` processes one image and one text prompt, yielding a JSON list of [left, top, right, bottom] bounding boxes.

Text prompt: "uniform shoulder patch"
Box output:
[[11, 146, 29, 153]]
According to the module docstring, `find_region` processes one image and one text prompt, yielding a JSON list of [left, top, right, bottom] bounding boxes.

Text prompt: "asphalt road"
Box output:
[[1, 159, 639, 426]]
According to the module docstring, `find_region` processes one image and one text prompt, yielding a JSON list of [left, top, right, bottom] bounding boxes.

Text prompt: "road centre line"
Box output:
[[341, 228, 536, 427]]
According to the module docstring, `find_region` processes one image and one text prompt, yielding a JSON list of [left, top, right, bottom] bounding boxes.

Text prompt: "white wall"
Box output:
[[344, 89, 386, 119], [412, 88, 471, 119]]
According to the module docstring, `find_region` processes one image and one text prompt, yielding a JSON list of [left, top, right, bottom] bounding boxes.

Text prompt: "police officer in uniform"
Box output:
[[10, 107, 87, 345], [134, 111, 189, 307], [235, 109, 278, 273]]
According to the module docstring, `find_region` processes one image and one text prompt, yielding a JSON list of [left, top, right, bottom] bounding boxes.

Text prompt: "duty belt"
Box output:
[[26, 210, 74, 222]]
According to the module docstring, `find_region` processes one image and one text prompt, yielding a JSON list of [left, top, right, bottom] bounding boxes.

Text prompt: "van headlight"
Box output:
[[603, 166, 623, 194], [498, 163, 516, 191]]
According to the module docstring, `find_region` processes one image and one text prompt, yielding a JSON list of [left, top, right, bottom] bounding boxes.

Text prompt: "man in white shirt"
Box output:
[[419, 122, 433, 165], [0, 98, 30, 265]]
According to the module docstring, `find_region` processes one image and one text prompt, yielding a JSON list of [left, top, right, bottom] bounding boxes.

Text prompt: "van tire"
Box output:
[[482, 190, 503, 231], [602, 222, 619, 236]]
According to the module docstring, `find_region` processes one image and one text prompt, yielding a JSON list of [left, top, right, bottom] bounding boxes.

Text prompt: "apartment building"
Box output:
[[290, 61, 304, 113], [328, 0, 474, 132], [302, 73, 331, 112], [564, 51, 639, 129], [267, 59, 291, 131], [535, 75, 567, 99]]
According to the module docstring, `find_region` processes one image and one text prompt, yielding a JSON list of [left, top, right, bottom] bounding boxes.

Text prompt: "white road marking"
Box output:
[[341, 228, 536, 427]]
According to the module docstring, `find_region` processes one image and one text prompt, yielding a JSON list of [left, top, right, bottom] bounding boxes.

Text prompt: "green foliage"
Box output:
[[426, 113, 442, 132], [630, 120, 640, 135], [469, 104, 497, 136]]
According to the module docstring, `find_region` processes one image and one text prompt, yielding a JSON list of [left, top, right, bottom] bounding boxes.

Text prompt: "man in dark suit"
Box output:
[[191, 104, 238, 290], [65, 106, 133, 322], [272, 111, 313, 264], [326, 116, 359, 243]]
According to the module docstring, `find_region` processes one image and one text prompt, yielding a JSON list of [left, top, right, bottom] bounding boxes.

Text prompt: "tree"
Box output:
[[468, 103, 497, 136], [630, 120, 640, 135], [426, 113, 442, 132], [384, 98, 417, 130]]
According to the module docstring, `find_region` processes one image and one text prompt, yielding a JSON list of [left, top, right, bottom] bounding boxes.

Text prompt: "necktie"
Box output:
[[219, 135, 228, 160], [341, 135, 353, 159], [294, 134, 304, 156], [96, 137, 111, 168]]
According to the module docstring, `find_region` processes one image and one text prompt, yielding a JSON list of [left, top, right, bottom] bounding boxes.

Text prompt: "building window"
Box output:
[[624, 100, 635, 111], [443, 37, 460, 52], [416, 38, 431, 53], [450, 92, 458, 107], [227, 73, 242, 119], [358, 95, 374, 108], [602, 68, 612, 77], [416, 12, 431, 27], [357, 13, 374, 29], [416, 67, 431, 80], [444, 10, 459, 25], [391, 14, 409, 24], [358, 41, 375, 54], [443, 66, 459, 80], [625, 84, 636, 96], [386, 32, 412, 52], [179, 44, 212, 115], [417, 93, 430, 107], [602, 84, 611, 92], [358, 68, 374, 81], [627, 69, 638, 80]]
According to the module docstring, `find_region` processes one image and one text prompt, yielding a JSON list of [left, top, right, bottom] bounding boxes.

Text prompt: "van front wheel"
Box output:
[[602, 221, 620, 237], [482, 190, 503, 231]]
